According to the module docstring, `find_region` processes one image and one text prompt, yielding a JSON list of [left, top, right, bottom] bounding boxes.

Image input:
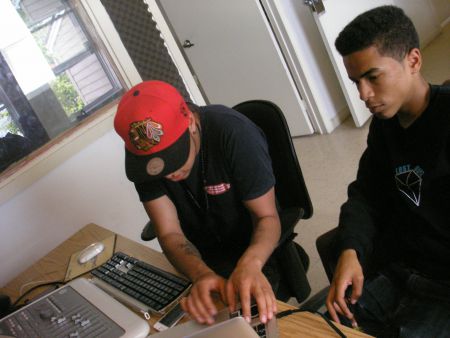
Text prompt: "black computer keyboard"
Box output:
[[91, 252, 191, 314]]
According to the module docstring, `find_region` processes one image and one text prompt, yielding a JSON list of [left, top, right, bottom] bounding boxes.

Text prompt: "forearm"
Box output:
[[237, 215, 280, 269], [338, 172, 384, 263], [158, 232, 214, 282], [338, 184, 379, 251], [337, 140, 388, 260]]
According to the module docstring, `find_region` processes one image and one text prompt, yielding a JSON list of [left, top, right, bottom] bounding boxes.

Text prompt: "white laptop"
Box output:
[[151, 303, 278, 338], [0, 278, 149, 338], [185, 317, 259, 338]]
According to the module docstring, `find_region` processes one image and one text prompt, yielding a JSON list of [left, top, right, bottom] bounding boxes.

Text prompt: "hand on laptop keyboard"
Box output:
[[225, 262, 277, 325], [180, 263, 276, 328], [179, 271, 227, 325]]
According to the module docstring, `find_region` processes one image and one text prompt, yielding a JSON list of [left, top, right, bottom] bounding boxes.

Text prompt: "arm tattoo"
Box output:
[[178, 239, 201, 258]]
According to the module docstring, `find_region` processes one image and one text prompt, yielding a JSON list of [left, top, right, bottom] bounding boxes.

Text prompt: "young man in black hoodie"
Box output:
[[326, 6, 450, 337]]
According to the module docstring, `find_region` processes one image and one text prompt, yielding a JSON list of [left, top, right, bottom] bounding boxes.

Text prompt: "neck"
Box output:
[[397, 76, 430, 128]]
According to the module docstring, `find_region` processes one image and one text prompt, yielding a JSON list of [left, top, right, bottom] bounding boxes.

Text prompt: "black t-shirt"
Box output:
[[338, 85, 450, 278], [134, 105, 275, 267]]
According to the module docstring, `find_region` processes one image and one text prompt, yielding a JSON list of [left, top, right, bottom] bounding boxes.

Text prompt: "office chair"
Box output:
[[232, 100, 312, 228], [141, 100, 313, 302], [292, 228, 339, 311], [316, 227, 339, 283], [302, 222, 396, 312], [232, 100, 313, 303], [315, 225, 394, 284]]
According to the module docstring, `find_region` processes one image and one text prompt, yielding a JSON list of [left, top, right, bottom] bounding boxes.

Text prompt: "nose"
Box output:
[[358, 80, 374, 102]]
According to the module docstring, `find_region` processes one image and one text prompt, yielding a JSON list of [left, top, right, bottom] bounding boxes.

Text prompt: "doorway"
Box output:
[[156, 0, 315, 137]]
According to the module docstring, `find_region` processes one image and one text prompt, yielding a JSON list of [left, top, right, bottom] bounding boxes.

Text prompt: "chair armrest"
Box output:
[[278, 207, 303, 245], [141, 221, 157, 241], [316, 227, 339, 283]]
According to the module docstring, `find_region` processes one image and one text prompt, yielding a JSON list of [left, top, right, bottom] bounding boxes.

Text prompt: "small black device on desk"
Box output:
[[153, 302, 185, 331], [91, 252, 191, 316]]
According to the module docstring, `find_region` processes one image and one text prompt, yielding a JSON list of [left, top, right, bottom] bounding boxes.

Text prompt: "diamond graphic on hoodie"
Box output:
[[395, 167, 423, 206]]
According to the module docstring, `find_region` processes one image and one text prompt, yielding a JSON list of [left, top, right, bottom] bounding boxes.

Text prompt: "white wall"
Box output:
[[430, 0, 450, 26], [0, 129, 160, 287], [394, 0, 441, 47]]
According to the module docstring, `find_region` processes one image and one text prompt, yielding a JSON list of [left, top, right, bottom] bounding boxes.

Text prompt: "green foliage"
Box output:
[[34, 32, 55, 66], [50, 73, 85, 117], [0, 108, 21, 135]]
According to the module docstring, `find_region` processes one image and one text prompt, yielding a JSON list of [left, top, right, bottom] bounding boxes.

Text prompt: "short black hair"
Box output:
[[186, 102, 200, 114], [335, 6, 419, 61]]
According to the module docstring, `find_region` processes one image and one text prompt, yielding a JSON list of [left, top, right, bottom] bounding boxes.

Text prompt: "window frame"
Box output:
[[0, 0, 204, 206]]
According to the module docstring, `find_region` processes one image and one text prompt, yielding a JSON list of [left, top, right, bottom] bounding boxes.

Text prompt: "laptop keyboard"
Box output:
[[91, 252, 191, 314], [230, 303, 268, 338]]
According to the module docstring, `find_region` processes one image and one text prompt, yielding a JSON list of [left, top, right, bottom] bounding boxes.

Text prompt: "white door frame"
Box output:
[[260, 0, 326, 134], [82, 0, 207, 106], [152, 0, 314, 136]]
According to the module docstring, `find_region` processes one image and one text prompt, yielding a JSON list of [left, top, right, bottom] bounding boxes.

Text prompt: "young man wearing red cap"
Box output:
[[325, 6, 450, 337], [114, 80, 280, 325]]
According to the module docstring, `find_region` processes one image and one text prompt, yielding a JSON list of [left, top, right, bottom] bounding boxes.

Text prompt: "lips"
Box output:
[[367, 104, 383, 114]]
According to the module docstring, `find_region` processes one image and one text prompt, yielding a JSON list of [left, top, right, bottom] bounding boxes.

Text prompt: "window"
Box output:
[[0, 0, 123, 174]]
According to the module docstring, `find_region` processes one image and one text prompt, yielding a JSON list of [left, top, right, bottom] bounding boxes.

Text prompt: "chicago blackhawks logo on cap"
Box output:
[[129, 118, 164, 151]]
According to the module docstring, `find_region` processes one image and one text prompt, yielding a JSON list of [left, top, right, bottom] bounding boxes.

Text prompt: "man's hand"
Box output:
[[180, 271, 227, 325], [226, 260, 277, 325], [326, 249, 364, 327]]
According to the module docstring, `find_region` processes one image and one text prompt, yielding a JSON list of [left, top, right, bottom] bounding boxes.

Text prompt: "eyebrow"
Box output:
[[349, 67, 380, 82]]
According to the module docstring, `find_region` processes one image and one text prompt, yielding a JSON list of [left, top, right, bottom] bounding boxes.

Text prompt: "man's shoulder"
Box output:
[[201, 104, 258, 131], [430, 84, 450, 105], [134, 179, 165, 202], [437, 83, 450, 93], [426, 85, 450, 123], [201, 104, 247, 121]]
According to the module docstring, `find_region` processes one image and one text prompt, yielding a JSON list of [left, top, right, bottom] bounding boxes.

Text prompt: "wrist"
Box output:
[[191, 267, 216, 283], [341, 249, 359, 260], [341, 248, 358, 257], [340, 249, 361, 265], [237, 254, 264, 271]]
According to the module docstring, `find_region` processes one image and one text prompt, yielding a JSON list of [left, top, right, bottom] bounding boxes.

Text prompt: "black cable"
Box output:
[[12, 281, 65, 308], [276, 308, 347, 338], [316, 311, 348, 338]]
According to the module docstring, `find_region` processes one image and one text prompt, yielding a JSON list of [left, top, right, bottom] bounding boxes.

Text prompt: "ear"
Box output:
[[406, 48, 422, 74], [188, 112, 197, 134]]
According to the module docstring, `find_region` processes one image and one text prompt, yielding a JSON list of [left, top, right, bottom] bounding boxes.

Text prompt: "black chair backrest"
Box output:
[[233, 100, 313, 220]]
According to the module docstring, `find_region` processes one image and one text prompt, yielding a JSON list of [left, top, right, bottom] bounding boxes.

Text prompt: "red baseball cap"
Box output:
[[114, 81, 191, 182]]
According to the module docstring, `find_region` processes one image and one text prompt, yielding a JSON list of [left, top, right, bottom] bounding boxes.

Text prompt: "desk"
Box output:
[[1, 223, 372, 337]]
